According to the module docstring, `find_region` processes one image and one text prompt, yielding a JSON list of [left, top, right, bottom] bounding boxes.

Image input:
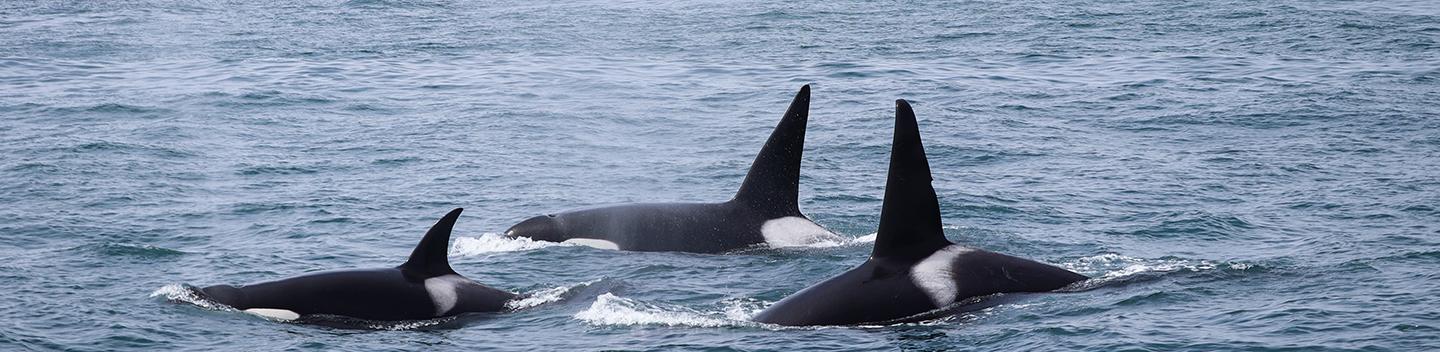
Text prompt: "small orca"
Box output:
[[751, 100, 1087, 326], [504, 85, 839, 253], [195, 208, 517, 322]]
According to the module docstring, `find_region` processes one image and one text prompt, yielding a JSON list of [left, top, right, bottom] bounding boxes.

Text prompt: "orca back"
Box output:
[[197, 208, 516, 322]]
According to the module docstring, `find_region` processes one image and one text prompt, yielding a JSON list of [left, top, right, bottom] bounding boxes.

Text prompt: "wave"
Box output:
[[770, 232, 876, 249], [452, 232, 877, 255], [295, 314, 458, 331], [353, 318, 455, 331], [505, 279, 602, 310], [573, 293, 758, 328], [449, 233, 570, 255], [572, 293, 981, 329], [149, 283, 233, 312], [1106, 211, 1257, 240], [1060, 253, 1257, 290], [79, 242, 186, 259]]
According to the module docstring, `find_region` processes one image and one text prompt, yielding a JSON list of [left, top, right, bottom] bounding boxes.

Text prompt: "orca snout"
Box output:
[[505, 214, 564, 242]]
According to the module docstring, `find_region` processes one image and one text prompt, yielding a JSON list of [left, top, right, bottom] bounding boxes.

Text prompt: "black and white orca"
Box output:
[[751, 100, 1087, 326], [504, 85, 839, 253], [194, 208, 517, 322]]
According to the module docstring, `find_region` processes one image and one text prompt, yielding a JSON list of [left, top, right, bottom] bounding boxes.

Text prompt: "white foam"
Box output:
[[366, 318, 453, 331], [1062, 253, 1252, 282], [852, 233, 878, 243], [149, 283, 235, 311], [719, 297, 770, 321], [766, 231, 877, 249], [505, 280, 599, 310], [365, 319, 451, 331], [450, 232, 568, 255], [574, 293, 737, 328], [451, 229, 871, 254], [909, 245, 976, 307], [562, 238, 620, 250]]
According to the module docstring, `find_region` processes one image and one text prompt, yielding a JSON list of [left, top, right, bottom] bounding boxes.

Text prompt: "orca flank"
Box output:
[[194, 208, 517, 322], [504, 85, 840, 253], [751, 100, 1087, 326]]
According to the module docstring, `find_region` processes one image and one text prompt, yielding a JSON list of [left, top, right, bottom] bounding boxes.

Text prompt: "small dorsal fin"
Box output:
[[733, 85, 810, 216], [873, 100, 952, 259], [400, 208, 462, 277]]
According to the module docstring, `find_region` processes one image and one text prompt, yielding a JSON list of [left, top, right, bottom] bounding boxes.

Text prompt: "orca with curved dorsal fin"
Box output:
[[194, 208, 517, 322], [751, 100, 1087, 326], [504, 85, 840, 253]]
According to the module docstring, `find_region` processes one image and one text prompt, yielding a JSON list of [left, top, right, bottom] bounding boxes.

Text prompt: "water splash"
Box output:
[[149, 283, 233, 312], [354, 317, 455, 331], [771, 232, 877, 249], [453, 232, 875, 255], [1063, 253, 1256, 285], [506, 280, 600, 310], [573, 293, 744, 328], [450, 233, 568, 255], [719, 297, 770, 321]]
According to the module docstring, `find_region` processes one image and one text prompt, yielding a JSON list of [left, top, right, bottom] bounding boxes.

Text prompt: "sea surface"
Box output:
[[2, 0, 1438, 351]]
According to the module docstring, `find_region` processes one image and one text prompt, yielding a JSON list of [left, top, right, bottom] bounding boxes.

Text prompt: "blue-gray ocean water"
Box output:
[[3, 0, 1438, 350]]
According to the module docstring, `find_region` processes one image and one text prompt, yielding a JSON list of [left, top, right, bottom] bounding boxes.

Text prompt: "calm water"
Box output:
[[2, 0, 1438, 350]]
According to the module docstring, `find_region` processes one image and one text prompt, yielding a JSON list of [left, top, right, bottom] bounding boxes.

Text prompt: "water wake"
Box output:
[[149, 283, 233, 312], [749, 232, 878, 251], [450, 232, 569, 255], [573, 293, 759, 328], [788, 232, 877, 248], [506, 279, 602, 310], [1061, 253, 1256, 289], [452, 232, 876, 255]]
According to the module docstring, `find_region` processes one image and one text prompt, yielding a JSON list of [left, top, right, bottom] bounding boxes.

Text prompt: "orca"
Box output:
[[504, 85, 840, 253], [751, 100, 1087, 326], [194, 208, 517, 322]]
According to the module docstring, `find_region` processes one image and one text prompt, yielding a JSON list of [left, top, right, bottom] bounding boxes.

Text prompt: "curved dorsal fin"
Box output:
[[400, 208, 462, 277], [873, 100, 952, 259], [733, 85, 810, 216]]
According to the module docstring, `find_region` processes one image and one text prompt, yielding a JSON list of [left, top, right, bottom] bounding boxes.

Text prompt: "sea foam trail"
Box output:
[[782, 232, 876, 248], [450, 232, 569, 255], [452, 232, 876, 255], [506, 279, 601, 310], [574, 293, 758, 328], [149, 283, 233, 312], [1062, 253, 1256, 286]]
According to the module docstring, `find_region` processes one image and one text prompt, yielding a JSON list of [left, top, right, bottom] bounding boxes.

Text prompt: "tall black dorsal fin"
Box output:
[[873, 100, 952, 259], [733, 85, 809, 216], [400, 208, 462, 277]]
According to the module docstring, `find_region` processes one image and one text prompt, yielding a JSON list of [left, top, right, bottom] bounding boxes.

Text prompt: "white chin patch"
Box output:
[[244, 308, 300, 321], [909, 245, 975, 307], [562, 238, 620, 250], [424, 275, 469, 316], [760, 216, 841, 247]]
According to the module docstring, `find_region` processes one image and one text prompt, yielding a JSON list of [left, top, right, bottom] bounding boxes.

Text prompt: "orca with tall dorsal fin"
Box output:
[[193, 208, 517, 322], [503, 85, 840, 253], [751, 100, 1087, 326]]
